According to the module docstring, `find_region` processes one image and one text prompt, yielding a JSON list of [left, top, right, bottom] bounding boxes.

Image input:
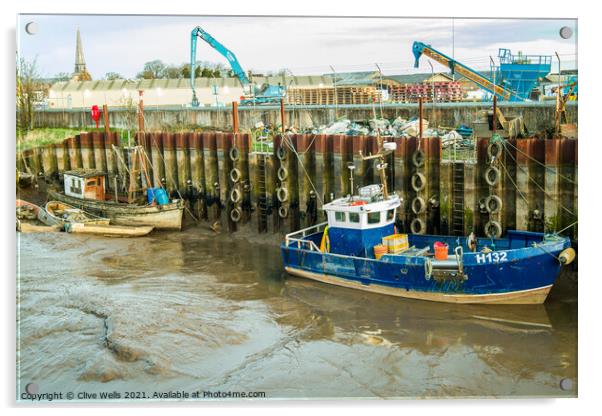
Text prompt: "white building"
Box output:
[[47, 75, 337, 109]]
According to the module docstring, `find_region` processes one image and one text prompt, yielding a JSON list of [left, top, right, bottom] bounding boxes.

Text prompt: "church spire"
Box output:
[[72, 27, 91, 81]]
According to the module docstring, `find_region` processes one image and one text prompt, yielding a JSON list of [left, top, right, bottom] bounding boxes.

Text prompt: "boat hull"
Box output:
[[284, 267, 552, 304], [45, 201, 110, 226], [281, 230, 571, 305], [48, 190, 183, 230], [16, 199, 58, 227], [65, 223, 154, 237]]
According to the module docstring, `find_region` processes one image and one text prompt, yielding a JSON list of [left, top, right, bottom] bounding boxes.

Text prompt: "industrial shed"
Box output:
[[47, 75, 337, 109]]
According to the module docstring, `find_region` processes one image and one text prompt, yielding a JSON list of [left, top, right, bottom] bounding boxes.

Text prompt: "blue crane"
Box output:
[[412, 41, 522, 101], [190, 26, 285, 107]]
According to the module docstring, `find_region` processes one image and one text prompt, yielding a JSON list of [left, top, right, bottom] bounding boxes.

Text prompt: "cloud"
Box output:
[[17, 15, 578, 78]]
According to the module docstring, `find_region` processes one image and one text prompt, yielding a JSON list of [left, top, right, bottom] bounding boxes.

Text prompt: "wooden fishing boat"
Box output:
[[16, 199, 58, 227], [45, 201, 110, 226], [64, 223, 154, 237], [48, 169, 184, 230]]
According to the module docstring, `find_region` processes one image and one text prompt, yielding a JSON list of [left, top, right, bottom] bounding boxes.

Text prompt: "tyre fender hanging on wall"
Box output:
[[411, 172, 426, 192], [411, 196, 426, 214], [276, 187, 289, 203], [229, 147, 240, 162], [230, 188, 242, 203], [277, 166, 288, 182], [412, 149, 425, 168], [278, 206, 288, 218], [487, 141, 503, 160], [230, 207, 242, 222], [276, 146, 287, 161], [485, 195, 502, 214], [229, 168, 241, 183], [484, 166, 501, 186], [410, 217, 426, 235], [484, 220, 502, 239]]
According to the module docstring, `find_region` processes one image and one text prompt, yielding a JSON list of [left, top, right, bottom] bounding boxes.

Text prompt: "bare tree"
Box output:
[[17, 57, 41, 135]]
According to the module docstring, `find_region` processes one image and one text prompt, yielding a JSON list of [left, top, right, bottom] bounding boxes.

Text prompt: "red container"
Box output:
[[434, 241, 449, 260]]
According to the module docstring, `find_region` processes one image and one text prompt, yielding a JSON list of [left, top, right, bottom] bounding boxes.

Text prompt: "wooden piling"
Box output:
[[529, 139, 546, 232], [162, 133, 178, 192], [149, 132, 164, 187], [66, 136, 82, 170], [286, 134, 300, 232], [175, 133, 190, 190], [544, 139, 560, 232], [475, 138, 490, 236], [41, 144, 58, 178], [296, 134, 317, 227], [218, 133, 236, 232], [79, 133, 95, 170], [426, 137, 441, 233], [515, 139, 530, 231], [92, 131, 107, 173], [502, 139, 517, 232], [559, 138, 577, 238], [334, 135, 352, 197], [439, 161, 453, 235], [188, 132, 205, 218], [55, 141, 70, 174], [203, 132, 220, 223], [393, 136, 409, 231], [315, 134, 333, 215]]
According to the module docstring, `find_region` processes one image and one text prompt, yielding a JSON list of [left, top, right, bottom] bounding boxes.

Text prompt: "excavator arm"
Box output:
[[412, 41, 516, 101], [190, 26, 251, 107]]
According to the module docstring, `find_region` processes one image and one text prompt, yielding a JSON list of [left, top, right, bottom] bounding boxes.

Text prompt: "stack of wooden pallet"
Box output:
[[287, 87, 382, 105], [388, 82, 464, 103]]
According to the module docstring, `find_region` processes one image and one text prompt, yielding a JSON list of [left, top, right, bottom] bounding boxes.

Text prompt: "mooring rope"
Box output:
[[140, 143, 199, 223], [503, 139, 577, 185], [280, 132, 324, 206], [497, 156, 531, 208], [502, 144, 577, 218], [554, 220, 578, 235]]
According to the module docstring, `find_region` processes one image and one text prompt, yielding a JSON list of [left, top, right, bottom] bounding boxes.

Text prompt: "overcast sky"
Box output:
[[17, 15, 577, 79]]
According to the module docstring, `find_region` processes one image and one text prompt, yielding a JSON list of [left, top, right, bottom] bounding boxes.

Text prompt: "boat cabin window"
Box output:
[[335, 211, 346, 223], [349, 212, 360, 223], [367, 211, 381, 224], [387, 209, 395, 221], [69, 178, 82, 195]]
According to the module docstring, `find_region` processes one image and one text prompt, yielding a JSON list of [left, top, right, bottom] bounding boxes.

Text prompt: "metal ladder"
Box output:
[[256, 153, 269, 233], [451, 162, 465, 235]]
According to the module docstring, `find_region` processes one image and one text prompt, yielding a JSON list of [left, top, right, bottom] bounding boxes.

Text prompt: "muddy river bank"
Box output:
[[16, 198, 577, 400]]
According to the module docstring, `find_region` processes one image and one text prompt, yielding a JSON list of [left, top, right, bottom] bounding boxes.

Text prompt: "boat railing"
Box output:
[[285, 222, 328, 252]]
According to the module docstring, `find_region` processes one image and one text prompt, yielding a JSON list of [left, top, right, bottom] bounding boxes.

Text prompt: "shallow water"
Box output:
[[16, 224, 578, 400]]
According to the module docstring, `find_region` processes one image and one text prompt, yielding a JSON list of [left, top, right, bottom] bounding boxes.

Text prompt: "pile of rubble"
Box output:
[[306, 117, 474, 148]]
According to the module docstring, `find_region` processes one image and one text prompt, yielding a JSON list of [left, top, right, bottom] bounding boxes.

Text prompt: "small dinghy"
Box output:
[[64, 223, 154, 238], [16, 199, 59, 228], [45, 201, 110, 226]]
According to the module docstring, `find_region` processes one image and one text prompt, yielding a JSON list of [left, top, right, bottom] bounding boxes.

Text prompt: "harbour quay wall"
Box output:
[[32, 101, 577, 133], [18, 132, 578, 239]]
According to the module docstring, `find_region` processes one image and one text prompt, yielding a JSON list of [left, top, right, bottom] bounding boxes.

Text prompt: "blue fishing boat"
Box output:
[[281, 145, 575, 305]]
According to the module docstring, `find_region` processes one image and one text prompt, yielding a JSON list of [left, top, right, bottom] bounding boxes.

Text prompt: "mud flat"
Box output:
[[16, 218, 577, 399]]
